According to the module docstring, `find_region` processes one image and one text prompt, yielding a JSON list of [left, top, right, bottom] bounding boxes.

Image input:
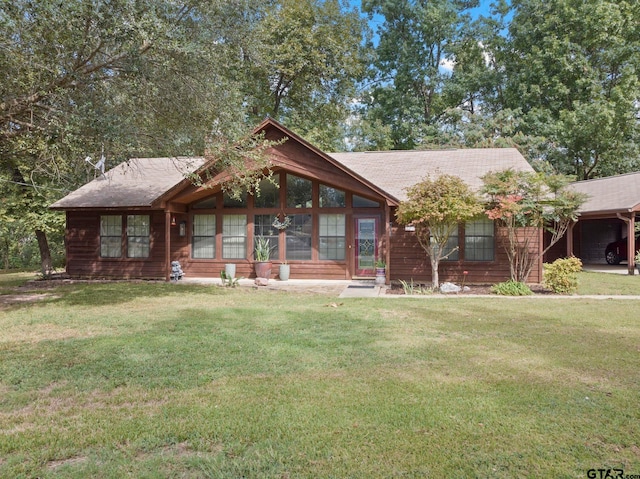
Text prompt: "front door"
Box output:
[[355, 217, 378, 276]]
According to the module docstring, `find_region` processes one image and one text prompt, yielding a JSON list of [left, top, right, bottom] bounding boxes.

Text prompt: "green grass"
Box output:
[[577, 270, 640, 295], [0, 272, 639, 478]]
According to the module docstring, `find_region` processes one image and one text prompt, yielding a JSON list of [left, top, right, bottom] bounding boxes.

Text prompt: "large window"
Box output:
[[319, 185, 345, 208], [353, 195, 380, 208], [222, 214, 247, 259], [465, 219, 494, 261], [193, 214, 216, 258], [286, 174, 312, 208], [254, 178, 280, 208], [223, 191, 247, 208], [319, 214, 345, 260], [286, 214, 312, 260], [254, 214, 279, 259], [100, 215, 122, 258], [127, 215, 150, 258]]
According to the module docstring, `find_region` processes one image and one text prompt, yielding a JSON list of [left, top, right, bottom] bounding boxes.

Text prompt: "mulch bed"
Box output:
[[386, 283, 553, 295]]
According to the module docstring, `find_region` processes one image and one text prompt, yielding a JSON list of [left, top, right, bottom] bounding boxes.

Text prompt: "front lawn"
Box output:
[[0, 273, 639, 478]]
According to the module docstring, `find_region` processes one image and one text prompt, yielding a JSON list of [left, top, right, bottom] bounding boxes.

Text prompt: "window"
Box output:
[[254, 178, 280, 208], [222, 214, 247, 259], [441, 225, 460, 261], [286, 214, 312, 260], [192, 214, 215, 258], [319, 214, 345, 260], [223, 191, 247, 208], [100, 215, 122, 258], [254, 214, 279, 259], [192, 196, 217, 209], [127, 215, 150, 258], [319, 185, 345, 208], [353, 194, 380, 208], [286, 174, 312, 208], [465, 219, 494, 261]]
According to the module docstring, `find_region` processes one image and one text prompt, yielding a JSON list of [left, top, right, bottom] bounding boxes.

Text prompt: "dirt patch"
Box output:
[[47, 456, 88, 470]]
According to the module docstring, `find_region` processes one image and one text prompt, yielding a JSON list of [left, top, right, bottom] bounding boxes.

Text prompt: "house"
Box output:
[[544, 172, 640, 274], [50, 118, 540, 283]]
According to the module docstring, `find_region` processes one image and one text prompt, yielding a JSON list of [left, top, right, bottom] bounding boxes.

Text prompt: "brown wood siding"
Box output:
[[389, 223, 542, 284], [66, 210, 169, 279]]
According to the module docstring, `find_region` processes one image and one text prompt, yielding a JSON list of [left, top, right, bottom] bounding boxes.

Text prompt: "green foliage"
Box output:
[[543, 257, 583, 294], [399, 279, 432, 295], [396, 174, 482, 288], [220, 270, 242, 288], [253, 236, 274, 262], [490, 280, 533, 296], [482, 169, 585, 282], [499, 0, 640, 178]]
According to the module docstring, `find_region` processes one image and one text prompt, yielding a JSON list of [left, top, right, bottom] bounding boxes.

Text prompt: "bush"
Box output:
[[543, 257, 583, 294], [491, 280, 533, 296]]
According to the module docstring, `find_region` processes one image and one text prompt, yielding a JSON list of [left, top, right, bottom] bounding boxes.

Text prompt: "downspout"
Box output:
[[616, 212, 636, 275]]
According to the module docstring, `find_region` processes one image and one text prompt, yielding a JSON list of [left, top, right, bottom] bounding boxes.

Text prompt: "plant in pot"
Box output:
[[254, 236, 273, 279], [375, 258, 386, 285]]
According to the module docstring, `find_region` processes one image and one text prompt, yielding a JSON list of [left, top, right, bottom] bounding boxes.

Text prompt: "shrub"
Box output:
[[491, 280, 533, 296], [543, 257, 583, 294]]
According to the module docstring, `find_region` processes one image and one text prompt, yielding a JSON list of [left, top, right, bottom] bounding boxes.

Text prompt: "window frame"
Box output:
[[126, 215, 150, 258], [100, 215, 122, 258], [192, 214, 216, 259]]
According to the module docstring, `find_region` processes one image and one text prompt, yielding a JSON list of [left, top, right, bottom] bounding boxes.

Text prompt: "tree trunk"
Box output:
[[35, 229, 53, 278]]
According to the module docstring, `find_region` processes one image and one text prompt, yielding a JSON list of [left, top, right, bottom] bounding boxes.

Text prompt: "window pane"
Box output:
[[100, 236, 122, 258], [254, 214, 279, 258], [254, 178, 280, 208], [286, 174, 312, 208], [223, 214, 246, 259], [442, 227, 459, 261], [319, 214, 346, 260], [319, 185, 345, 208], [286, 214, 312, 260], [193, 214, 216, 258], [223, 191, 247, 208], [100, 215, 122, 258], [353, 195, 380, 208], [127, 215, 150, 258], [464, 219, 494, 261], [193, 196, 217, 209]]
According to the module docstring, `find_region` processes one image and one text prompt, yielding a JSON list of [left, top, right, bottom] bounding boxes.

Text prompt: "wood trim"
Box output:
[[165, 210, 171, 282]]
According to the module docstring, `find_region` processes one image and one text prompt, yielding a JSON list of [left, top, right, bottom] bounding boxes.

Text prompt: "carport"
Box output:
[[563, 173, 640, 275]]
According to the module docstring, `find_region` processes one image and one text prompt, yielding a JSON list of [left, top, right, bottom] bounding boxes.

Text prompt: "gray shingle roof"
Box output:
[[50, 157, 204, 209], [329, 148, 533, 202], [569, 172, 640, 215], [51, 148, 533, 209]]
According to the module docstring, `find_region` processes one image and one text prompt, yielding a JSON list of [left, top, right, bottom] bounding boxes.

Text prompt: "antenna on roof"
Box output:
[[85, 144, 106, 178]]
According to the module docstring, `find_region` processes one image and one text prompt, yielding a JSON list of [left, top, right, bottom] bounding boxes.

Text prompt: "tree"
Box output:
[[482, 169, 585, 283], [361, 0, 479, 149], [498, 0, 640, 179], [396, 174, 483, 289], [243, 0, 369, 151]]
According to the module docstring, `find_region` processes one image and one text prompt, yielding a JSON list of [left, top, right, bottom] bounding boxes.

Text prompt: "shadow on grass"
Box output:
[[31, 281, 227, 308]]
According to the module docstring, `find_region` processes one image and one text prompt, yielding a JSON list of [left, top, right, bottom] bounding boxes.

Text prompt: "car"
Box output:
[[605, 235, 640, 264]]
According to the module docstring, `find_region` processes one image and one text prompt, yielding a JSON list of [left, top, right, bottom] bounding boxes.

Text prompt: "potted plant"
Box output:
[[279, 259, 290, 281], [375, 258, 386, 285], [254, 236, 273, 279]]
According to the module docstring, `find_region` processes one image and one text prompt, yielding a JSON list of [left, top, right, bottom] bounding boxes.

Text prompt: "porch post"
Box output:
[[566, 221, 575, 257], [165, 210, 171, 282], [384, 202, 391, 285], [628, 213, 636, 276]]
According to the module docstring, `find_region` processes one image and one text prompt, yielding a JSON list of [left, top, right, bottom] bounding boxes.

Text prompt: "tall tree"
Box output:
[[243, 0, 368, 151], [361, 0, 479, 149], [498, 0, 640, 179]]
